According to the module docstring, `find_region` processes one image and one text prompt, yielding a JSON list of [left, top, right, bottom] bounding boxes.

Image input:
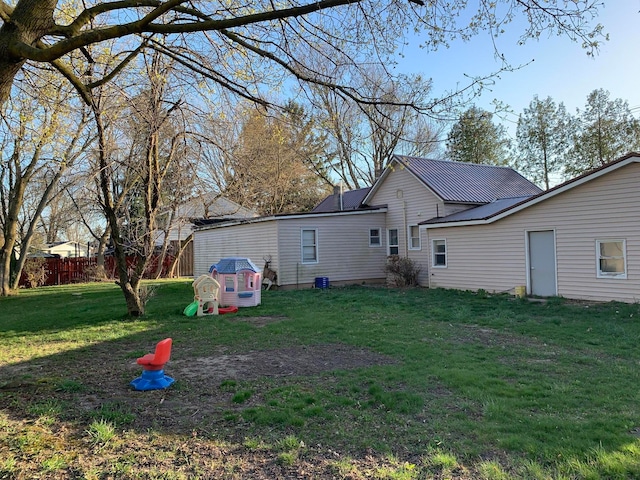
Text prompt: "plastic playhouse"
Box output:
[[130, 338, 175, 391], [210, 257, 262, 307], [183, 274, 239, 317]]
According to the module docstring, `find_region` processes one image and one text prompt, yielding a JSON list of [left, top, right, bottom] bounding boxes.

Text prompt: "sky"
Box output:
[[394, 2, 640, 138]]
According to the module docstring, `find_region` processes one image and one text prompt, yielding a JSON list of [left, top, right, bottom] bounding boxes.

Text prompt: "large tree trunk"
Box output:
[[0, 177, 26, 296], [0, 0, 57, 105]]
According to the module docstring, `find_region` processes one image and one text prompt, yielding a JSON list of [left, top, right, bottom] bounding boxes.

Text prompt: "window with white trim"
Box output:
[[596, 239, 626, 278], [432, 239, 447, 267], [409, 225, 421, 250], [369, 228, 381, 247], [301, 229, 318, 264], [388, 229, 399, 255]]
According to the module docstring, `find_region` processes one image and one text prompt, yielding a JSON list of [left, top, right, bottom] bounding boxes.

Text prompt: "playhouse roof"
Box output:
[[214, 257, 260, 274]]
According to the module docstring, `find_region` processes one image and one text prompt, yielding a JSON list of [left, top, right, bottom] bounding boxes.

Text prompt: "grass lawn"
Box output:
[[1, 280, 640, 479]]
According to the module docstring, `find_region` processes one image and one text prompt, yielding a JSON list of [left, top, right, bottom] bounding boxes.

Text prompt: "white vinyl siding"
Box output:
[[278, 212, 388, 287], [301, 229, 318, 264], [369, 228, 382, 247], [366, 166, 442, 286], [426, 161, 640, 302], [193, 221, 279, 278], [596, 239, 627, 279]]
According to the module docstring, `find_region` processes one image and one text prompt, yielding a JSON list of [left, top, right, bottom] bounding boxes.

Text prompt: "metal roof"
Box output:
[[312, 187, 371, 212], [394, 156, 542, 203], [421, 196, 534, 224]]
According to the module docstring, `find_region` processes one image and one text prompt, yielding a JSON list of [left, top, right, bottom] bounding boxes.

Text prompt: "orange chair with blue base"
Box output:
[[130, 338, 175, 391]]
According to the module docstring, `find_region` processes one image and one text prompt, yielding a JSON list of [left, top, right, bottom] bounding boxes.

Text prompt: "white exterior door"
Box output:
[[528, 230, 557, 297]]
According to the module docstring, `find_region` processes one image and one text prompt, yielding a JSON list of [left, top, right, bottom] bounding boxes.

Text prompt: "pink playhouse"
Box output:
[[209, 257, 262, 307]]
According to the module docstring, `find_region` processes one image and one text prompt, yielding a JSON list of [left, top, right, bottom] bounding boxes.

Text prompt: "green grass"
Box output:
[[1, 280, 640, 478]]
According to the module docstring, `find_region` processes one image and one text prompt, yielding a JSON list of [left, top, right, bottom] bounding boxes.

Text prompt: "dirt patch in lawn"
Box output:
[[172, 343, 396, 382]]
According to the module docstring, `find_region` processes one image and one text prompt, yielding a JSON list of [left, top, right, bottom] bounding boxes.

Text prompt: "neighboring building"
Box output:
[[40, 241, 90, 258], [156, 194, 259, 276], [156, 194, 259, 245], [193, 152, 640, 302]]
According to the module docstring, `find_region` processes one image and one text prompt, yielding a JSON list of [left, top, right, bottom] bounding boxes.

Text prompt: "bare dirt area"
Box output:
[[172, 343, 398, 382]]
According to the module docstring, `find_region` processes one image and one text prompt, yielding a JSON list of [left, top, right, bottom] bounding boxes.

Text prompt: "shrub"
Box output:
[[23, 257, 48, 288], [384, 255, 421, 287]]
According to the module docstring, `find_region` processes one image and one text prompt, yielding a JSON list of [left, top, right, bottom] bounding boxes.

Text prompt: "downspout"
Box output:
[[403, 200, 408, 256]]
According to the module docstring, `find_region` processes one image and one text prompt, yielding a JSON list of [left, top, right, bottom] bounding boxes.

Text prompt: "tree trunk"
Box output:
[[121, 278, 144, 317], [0, 177, 26, 296], [0, 0, 57, 105]]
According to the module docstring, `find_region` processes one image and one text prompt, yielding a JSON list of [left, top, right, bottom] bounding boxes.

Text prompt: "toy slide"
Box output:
[[183, 301, 198, 317]]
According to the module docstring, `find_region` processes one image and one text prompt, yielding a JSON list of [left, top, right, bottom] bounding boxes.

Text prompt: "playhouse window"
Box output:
[[225, 276, 235, 292], [301, 229, 318, 263], [237, 272, 246, 291]]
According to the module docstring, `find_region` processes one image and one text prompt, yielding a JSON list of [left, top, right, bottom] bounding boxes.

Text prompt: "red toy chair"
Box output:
[[130, 338, 175, 391]]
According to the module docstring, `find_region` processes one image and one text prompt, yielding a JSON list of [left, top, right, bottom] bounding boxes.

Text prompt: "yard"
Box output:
[[1, 281, 639, 479]]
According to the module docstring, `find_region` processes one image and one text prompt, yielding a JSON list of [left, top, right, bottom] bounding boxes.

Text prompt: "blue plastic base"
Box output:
[[130, 369, 175, 391]]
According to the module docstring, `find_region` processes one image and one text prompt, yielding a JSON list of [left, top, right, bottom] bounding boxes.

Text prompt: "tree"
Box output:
[[565, 89, 640, 177], [0, 1, 604, 112], [91, 52, 195, 315], [222, 103, 330, 215], [446, 106, 510, 165], [0, 77, 92, 295], [515, 96, 573, 189], [310, 68, 441, 188]]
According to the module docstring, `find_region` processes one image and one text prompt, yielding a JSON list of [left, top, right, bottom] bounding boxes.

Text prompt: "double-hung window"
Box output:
[[596, 239, 626, 278], [432, 239, 447, 267], [388, 229, 399, 255], [301, 229, 318, 264], [369, 228, 382, 247], [409, 225, 421, 250]]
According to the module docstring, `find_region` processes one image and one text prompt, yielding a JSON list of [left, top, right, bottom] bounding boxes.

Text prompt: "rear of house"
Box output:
[[194, 209, 388, 288], [424, 155, 640, 303]]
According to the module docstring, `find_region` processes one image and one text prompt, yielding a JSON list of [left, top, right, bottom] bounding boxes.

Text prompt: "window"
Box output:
[[596, 239, 626, 278], [432, 239, 447, 267], [388, 229, 399, 255], [369, 228, 381, 247], [409, 225, 421, 250], [301, 229, 318, 264]]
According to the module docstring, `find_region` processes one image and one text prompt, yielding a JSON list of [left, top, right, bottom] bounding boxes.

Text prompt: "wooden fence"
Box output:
[[19, 255, 181, 288]]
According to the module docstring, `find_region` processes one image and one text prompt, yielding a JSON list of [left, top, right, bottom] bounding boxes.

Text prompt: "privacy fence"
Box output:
[[18, 254, 192, 288]]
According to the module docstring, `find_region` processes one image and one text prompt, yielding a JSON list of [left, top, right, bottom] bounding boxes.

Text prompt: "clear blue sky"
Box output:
[[394, 2, 640, 138]]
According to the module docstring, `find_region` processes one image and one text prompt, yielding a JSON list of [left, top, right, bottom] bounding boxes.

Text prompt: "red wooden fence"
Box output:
[[19, 255, 177, 288]]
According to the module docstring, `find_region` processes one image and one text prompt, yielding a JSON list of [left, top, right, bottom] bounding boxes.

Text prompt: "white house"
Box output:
[[193, 152, 640, 302]]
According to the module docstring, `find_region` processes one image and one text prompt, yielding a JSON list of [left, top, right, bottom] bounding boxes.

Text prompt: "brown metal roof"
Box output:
[[395, 156, 543, 203], [312, 187, 371, 213]]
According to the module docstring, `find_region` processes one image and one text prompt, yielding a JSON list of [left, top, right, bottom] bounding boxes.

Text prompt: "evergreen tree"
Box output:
[[515, 96, 573, 189], [446, 107, 510, 165]]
